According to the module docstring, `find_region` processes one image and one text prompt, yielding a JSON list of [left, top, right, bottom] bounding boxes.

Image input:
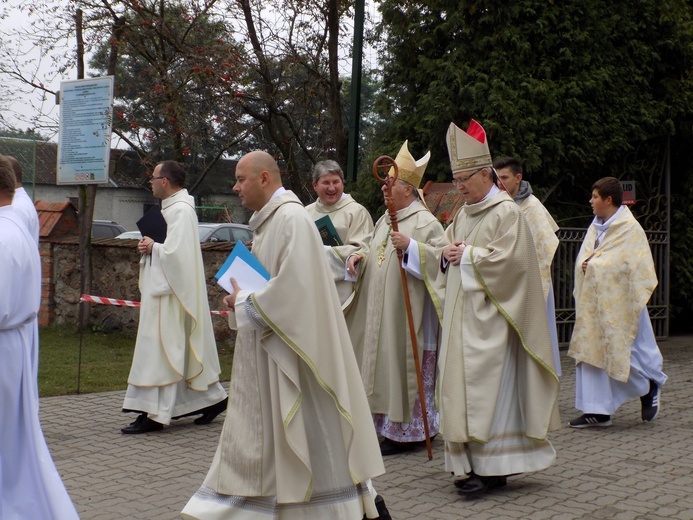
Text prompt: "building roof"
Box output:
[[36, 200, 79, 238]]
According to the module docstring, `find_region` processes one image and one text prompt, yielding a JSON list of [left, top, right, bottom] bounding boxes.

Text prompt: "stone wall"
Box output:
[[39, 241, 56, 326], [47, 237, 235, 341]]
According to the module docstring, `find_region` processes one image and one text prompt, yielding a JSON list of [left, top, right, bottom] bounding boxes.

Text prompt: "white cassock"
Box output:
[[12, 186, 41, 394], [13, 187, 40, 245], [0, 206, 79, 520], [123, 189, 226, 424]]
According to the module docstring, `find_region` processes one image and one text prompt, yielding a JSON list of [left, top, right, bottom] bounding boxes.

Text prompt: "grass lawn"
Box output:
[[38, 325, 234, 397]]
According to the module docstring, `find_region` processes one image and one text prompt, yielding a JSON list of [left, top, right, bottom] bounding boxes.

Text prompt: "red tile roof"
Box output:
[[36, 200, 79, 238]]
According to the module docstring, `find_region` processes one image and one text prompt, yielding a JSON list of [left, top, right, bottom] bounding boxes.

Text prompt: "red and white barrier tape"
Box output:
[[80, 294, 140, 308], [80, 294, 229, 316]]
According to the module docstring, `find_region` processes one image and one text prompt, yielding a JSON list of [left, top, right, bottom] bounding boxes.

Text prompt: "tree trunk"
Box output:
[[327, 0, 347, 168]]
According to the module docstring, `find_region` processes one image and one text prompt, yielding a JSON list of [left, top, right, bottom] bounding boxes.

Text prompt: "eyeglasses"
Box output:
[[150, 176, 166, 182], [452, 168, 483, 186]]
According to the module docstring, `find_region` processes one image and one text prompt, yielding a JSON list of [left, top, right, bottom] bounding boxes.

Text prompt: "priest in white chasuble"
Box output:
[[345, 141, 446, 456], [433, 121, 560, 494], [495, 156, 562, 376], [122, 160, 227, 434], [182, 151, 390, 520], [0, 156, 79, 519], [568, 177, 666, 429], [305, 159, 374, 310]]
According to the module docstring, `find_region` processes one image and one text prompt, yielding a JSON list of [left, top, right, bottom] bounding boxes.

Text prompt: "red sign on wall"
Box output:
[[620, 180, 636, 205]]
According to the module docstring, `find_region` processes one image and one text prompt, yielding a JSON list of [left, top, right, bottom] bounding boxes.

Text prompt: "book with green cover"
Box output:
[[314, 215, 343, 246]]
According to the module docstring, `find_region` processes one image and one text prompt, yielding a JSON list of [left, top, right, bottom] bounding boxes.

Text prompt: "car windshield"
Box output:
[[116, 231, 142, 239]]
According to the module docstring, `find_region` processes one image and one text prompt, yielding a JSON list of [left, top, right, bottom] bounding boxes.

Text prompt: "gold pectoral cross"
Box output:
[[376, 224, 392, 268]]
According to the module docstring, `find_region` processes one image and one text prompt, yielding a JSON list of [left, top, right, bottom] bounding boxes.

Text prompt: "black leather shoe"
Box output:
[[457, 474, 507, 494], [379, 438, 418, 456], [374, 495, 392, 520], [172, 410, 200, 420], [121, 414, 164, 434], [362, 494, 392, 520], [194, 398, 228, 425], [453, 475, 472, 489]]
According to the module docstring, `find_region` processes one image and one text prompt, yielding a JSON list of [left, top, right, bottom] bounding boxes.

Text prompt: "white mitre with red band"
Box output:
[[446, 120, 493, 173]]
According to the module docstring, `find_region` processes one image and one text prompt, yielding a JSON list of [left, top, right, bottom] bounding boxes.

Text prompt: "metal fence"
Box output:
[[0, 136, 39, 198], [553, 227, 669, 344]]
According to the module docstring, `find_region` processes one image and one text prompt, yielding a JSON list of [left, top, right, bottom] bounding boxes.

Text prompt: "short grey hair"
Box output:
[[312, 160, 344, 183], [398, 179, 420, 200]]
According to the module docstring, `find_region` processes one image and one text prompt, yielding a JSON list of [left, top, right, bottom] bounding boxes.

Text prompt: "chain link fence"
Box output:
[[0, 136, 40, 199]]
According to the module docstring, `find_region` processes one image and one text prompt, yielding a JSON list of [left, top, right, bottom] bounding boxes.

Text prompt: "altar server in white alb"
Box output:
[[0, 155, 80, 519], [183, 151, 390, 520], [568, 176, 666, 428], [121, 160, 227, 434], [435, 121, 560, 494], [305, 160, 373, 309], [4, 154, 41, 392]]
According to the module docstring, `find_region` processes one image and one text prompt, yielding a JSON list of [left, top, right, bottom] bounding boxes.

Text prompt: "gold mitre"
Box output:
[[446, 120, 493, 173], [388, 140, 431, 189]]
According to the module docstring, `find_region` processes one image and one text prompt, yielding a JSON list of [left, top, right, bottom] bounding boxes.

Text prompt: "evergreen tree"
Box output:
[[374, 0, 693, 330], [375, 0, 692, 187]]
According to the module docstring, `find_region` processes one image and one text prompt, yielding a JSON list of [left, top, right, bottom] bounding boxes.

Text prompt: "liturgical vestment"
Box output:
[[569, 206, 666, 411], [13, 186, 41, 389], [183, 191, 384, 520], [435, 188, 560, 477], [123, 188, 226, 424], [516, 188, 561, 376], [0, 206, 79, 519], [13, 187, 39, 245], [570, 206, 657, 381], [306, 194, 373, 309], [346, 200, 445, 442]]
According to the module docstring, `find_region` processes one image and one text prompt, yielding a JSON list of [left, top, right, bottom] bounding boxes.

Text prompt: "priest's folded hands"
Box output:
[[442, 241, 467, 266]]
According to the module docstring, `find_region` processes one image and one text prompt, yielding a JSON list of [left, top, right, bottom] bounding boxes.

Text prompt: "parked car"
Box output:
[[92, 220, 127, 239], [115, 231, 143, 240], [198, 223, 252, 244]]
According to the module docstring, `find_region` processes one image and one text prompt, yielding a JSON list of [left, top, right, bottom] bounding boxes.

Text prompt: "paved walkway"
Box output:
[[42, 337, 693, 519]]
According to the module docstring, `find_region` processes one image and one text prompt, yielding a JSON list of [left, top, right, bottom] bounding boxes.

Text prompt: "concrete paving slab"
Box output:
[[40, 336, 693, 519]]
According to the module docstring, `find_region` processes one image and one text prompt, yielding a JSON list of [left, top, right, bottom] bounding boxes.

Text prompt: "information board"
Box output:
[[620, 180, 636, 205], [57, 76, 114, 185]]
